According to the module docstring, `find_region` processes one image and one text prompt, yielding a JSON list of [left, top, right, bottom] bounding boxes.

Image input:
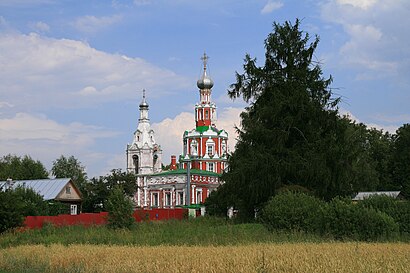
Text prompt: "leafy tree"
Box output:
[[82, 169, 136, 213], [0, 189, 25, 233], [105, 186, 135, 229], [391, 123, 410, 197], [0, 154, 48, 180], [51, 155, 87, 191], [208, 19, 375, 220], [13, 186, 49, 216]]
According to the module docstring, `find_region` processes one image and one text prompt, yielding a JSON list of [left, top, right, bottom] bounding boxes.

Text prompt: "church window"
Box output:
[[152, 193, 159, 207], [205, 110, 209, 119], [177, 192, 184, 206], [208, 162, 214, 172], [165, 192, 172, 207], [207, 145, 214, 156], [191, 140, 198, 156], [196, 189, 202, 204]]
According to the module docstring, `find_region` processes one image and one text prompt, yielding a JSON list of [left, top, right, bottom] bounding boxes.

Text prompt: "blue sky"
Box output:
[[0, 0, 409, 178]]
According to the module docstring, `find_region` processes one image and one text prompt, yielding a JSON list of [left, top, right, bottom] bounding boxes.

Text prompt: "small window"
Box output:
[[208, 162, 214, 172], [165, 192, 171, 207], [196, 190, 202, 204], [152, 193, 159, 207], [177, 192, 184, 206], [66, 186, 71, 194], [70, 204, 77, 215], [205, 110, 209, 119], [207, 145, 213, 156]]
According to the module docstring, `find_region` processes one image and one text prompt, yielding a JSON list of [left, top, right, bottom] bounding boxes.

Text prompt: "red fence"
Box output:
[[24, 208, 187, 229]]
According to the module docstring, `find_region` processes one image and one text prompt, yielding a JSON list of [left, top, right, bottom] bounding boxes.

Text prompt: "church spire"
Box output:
[[197, 52, 214, 90], [139, 89, 149, 121]]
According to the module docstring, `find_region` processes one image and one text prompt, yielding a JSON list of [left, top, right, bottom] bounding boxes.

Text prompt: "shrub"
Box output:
[[325, 197, 399, 240], [259, 192, 326, 234], [0, 190, 25, 233], [105, 186, 135, 229], [358, 196, 410, 234]]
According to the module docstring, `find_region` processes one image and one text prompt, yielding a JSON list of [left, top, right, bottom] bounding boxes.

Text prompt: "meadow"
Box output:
[[1, 243, 410, 272], [0, 218, 409, 272]]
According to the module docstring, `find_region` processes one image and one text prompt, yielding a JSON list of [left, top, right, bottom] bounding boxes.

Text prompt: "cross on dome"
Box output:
[[201, 52, 209, 71]]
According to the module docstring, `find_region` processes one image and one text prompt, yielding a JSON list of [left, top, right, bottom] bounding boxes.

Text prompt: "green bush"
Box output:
[[325, 197, 399, 240], [0, 190, 25, 233], [259, 192, 326, 234], [259, 192, 399, 241], [105, 186, 135, 230], [358, 196, 410, 234]]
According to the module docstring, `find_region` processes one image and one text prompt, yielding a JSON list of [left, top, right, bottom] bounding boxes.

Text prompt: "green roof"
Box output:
[[150, 168, 221, 177], [195, 126, 209, 133]]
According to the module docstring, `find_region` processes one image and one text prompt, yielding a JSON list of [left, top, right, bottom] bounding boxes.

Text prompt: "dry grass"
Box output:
[[1, 243, 409, 272]]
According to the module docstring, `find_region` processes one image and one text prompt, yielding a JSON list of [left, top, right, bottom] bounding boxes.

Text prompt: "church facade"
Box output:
[[126, 54, 228, 208]]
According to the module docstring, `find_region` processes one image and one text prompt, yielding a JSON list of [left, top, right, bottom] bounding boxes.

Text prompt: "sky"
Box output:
[[0, 0, 409, 178]]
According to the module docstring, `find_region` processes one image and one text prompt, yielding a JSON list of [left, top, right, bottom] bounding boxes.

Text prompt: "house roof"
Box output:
[[0, 178, 72, 200], [352, 191, 401, 201]]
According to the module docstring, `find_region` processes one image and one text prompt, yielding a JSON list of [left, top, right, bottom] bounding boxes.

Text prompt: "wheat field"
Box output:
[[1, 243, 409, 272]]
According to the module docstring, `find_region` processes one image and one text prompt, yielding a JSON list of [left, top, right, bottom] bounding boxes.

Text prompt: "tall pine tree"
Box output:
[[207, 20, 376, 220]]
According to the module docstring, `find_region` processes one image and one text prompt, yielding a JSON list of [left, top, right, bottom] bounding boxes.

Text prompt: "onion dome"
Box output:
[[197, 52, 214, 90], [197, 69, 214, 90]]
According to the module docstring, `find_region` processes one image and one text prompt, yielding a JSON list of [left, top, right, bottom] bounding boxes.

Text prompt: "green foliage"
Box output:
[[13, 187, 48, 216], [82, 169, 136, 213], [105, 186, 135, 230], [259, 192, 399, 241], [51, 155, 87, 191], [0, 154, 48, 180], [0, 189, 25, 233], [325, 197, 398, 241], [358, 195, 410, 234], [392, 123, 410, 197], [0, 217, 330, 248], [215, 19, 381, 220], [259, 192, 326, 233]]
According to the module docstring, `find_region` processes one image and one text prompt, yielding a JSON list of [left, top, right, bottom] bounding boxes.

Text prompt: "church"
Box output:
[[126, 54, 228, 209]]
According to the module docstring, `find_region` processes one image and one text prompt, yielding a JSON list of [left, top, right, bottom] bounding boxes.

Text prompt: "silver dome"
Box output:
[[197, 69, 214, 89]]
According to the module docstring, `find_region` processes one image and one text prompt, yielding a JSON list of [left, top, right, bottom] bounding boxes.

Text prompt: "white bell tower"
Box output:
[[126, 90, 162, 174]]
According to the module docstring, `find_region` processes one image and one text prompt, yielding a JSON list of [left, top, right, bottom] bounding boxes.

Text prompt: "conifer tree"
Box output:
[[209, 20, 376, 220]]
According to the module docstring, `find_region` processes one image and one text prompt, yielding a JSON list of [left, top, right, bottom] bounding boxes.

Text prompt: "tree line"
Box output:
[[0, 154, 136, 213]]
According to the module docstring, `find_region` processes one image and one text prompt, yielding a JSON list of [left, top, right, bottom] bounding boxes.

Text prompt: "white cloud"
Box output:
[[28, 21, 50, 33], [337, 0, 377, 10], [320, 0, 410, 79], [261, 1, 283, 14], [151, 107, 242, 164], [0, 32, 189, 112], [71, 15, 123, 33], [0, 113, 120, 177]]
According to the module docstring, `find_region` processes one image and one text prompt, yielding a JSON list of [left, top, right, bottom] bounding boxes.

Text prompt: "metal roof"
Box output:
[[352, 191, 401, 201], [0, 178, 71, 200]]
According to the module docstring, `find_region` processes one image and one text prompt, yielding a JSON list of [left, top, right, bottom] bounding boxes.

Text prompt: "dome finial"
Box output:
[[201, 52, 209, 71], [197, 52, 214, 90], [139, 89, 148, 108]]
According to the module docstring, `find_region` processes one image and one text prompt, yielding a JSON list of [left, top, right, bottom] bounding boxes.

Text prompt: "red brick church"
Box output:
[[126, 53, 228, 209]]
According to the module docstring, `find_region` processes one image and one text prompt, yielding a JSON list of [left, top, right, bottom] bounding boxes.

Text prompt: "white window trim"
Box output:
[[207, 162, 215, 172], [151, 192, 159, 207]]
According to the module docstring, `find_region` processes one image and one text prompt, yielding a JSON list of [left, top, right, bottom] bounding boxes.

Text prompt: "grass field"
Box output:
[[1, 243, 409, 272], [1, 218, 409, 272], [0, 218, 330, 248]]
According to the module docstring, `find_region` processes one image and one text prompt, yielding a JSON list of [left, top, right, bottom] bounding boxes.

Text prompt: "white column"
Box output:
[[143, 176, 148, 207], [191, 185, 196, 204]]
